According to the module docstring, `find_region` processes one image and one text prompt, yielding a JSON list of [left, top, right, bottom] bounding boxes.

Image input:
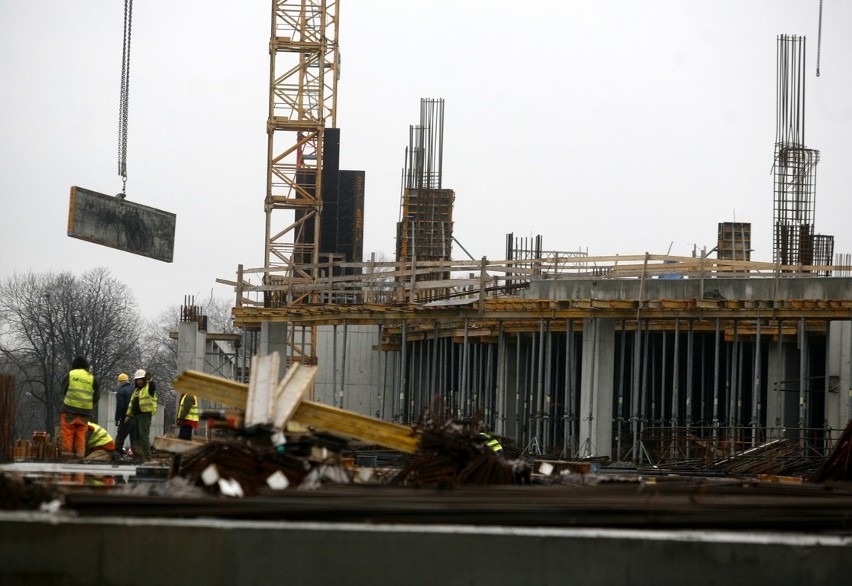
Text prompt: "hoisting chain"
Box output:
[[117, 0, 133, 198]]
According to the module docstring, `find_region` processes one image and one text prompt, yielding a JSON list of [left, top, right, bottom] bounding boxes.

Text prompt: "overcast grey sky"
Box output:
[[2, 1, 851, 319]]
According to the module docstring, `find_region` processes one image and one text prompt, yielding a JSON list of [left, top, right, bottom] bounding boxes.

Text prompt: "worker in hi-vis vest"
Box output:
[[60, 356, 101, 459], [478, 432, 505, 456], [126, 369, 157, 462], [85, 422, 116, 455], [176, 393, 199, 441]]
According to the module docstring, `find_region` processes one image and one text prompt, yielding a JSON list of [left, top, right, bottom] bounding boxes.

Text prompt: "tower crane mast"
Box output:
[[264, 0, 340, 365]]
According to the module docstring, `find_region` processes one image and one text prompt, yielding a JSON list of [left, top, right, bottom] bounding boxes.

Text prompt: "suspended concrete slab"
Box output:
[[67, 186, 176, 262]]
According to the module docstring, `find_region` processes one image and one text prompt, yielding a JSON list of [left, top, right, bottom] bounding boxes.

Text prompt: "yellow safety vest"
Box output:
[[64, 369, 95, 411], [127, 383, 157, 415], [86, 422, 113, 449], [480, 433, 504, 454], [179, 394, 199, 422]]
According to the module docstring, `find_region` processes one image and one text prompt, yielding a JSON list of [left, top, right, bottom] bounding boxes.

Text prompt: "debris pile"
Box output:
[[174, 434, 352, 496], [0, 472, 61, 510], [709, 439, 818, 477], [810, 419, 852, 483], [392, 422, 529, 487]]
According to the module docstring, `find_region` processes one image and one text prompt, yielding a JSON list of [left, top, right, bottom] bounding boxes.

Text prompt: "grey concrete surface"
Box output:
[[528, 276, 852, 301], [1, 511, 850, 585]]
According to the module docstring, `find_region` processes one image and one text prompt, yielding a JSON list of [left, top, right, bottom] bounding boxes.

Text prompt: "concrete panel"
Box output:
[[67, 186, 176, 262], [1, 513, 850, 586]]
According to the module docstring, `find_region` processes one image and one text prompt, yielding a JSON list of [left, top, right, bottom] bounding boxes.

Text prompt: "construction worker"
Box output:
[[113, 372, 133, 454], [59, 356, 100, 459], [126, 369, 157, 462], [478, 432, 505, 457], [176, 393, 199, 441], [84, 421, 116, 460]]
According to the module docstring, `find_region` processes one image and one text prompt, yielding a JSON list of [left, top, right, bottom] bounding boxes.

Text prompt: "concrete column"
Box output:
[[177, 321, 205, 374], [828, 321, 852, 431], [494, 327, 508, 437], [97, 391, 115, 437], [171, 321, 207, 439], [259, 322, 288, 382], [766, 341, 800, 439], [498, 336, 520, 439], [579, 318, 615, 457]]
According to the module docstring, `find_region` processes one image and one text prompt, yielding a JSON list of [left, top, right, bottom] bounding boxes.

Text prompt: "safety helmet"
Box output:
[[133, 369, 147, 380], [117, 373, 129, 382]]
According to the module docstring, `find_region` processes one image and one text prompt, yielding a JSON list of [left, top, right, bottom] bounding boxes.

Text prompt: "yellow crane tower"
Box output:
[[264, 0, 340, 365]]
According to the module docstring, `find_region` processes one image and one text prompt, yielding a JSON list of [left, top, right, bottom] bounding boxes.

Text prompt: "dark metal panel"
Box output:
[[67, 186, 176, 262], [338, 170, 365, 264]]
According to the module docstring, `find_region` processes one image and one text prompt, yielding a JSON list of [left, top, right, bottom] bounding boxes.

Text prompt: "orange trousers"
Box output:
[[60, 412, 89, 458]]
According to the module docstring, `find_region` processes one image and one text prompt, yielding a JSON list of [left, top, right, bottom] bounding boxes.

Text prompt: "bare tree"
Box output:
[[0, 268, 143, 434]]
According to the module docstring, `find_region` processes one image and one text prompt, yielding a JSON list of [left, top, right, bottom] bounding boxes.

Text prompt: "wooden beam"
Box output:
[[291, 401, 420, 454], [273, 363, 317, 428], [245, 353, 280, 426], [173, 370, 248, 408], [172, 370, 419, 453]]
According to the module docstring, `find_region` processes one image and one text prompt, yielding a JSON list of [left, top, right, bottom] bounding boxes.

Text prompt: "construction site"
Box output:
[[3, 2, 852, 585]]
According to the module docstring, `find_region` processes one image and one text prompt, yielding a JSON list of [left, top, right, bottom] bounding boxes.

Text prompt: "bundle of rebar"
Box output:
[[176, 440, 316, 496], [0, 472, 61, 510], [392, 425, 528, 487], [709, 439, 817, 477], [810, 420, 852, 483]]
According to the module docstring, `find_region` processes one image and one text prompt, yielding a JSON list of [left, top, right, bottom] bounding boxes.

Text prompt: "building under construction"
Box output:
[[221, 29, 851, 467], [3, 4, 852, 584]]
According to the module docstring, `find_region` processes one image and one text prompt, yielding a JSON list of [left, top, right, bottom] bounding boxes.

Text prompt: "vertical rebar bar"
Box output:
[[751, 318, 762, 446], [401, 320, 408, 421], [672, 319, 680, 427], [713, 319, 721, 447], [515, 331, 521, 441], [776, 320, 784, 435], [631, 321, 642, 463], [379, 325, 387, 420], [544, 321, 553, 452], [616, 320, 626, 459], [660, 330, 667, 424], [462, 318, 469, 417], [799, 317, 807, 449], [566, 319, 576, 457]]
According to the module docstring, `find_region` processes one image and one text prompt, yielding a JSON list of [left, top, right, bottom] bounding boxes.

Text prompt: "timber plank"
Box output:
[[172, 370, 419, 453]]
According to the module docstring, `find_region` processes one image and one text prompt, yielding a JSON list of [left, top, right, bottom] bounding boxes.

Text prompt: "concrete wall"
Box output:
[[314, 324, 396, 420], [529, 276, 852, 302], [828, 321, 852, 429], [1, 512, 849, 586]]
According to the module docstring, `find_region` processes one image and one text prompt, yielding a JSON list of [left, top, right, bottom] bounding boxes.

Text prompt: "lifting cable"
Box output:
[[117, 0, 133, 198]]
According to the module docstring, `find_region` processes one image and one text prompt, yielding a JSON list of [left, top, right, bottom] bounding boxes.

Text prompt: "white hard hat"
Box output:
[[133, 369, 147, 380]]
